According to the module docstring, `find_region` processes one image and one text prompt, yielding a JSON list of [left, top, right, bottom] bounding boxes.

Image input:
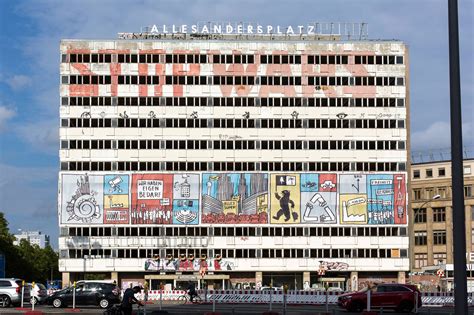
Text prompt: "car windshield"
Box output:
[[37, 283, 46, 290]]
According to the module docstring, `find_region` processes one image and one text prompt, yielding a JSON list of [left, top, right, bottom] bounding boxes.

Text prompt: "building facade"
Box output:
[[13, 230, 50, 248], [59, 30, 409, 291], [410, 159, 474, 291]]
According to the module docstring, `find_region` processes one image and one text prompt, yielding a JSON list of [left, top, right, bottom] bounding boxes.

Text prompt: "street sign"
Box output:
[[436, 269, 445, 278], [0, 254, 5, 278]]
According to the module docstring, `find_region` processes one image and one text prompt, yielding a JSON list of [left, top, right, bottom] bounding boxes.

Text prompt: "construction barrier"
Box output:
[[137, 289, 474, 307]]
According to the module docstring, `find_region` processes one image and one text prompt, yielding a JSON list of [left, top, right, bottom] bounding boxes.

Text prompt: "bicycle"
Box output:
[[177, 292, 203, 304]]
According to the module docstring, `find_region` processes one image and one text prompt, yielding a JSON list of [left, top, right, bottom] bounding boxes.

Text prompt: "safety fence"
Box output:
[[139, 289, 474, 307]]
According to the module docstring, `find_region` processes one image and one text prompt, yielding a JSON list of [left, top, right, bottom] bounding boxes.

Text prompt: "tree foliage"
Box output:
[[0, 212, 60, 283]]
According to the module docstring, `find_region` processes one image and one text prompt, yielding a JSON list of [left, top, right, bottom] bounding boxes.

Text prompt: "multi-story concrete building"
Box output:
[[58, 23, 409, 291], [13, 230, 50, 248], [410, 159, 474, 291]]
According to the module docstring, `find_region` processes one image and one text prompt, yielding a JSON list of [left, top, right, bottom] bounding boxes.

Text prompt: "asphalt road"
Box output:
[[0, 303, 472, 315]]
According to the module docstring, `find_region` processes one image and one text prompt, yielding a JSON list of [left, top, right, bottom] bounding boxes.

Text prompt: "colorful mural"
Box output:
[[339, 174, 407, 224], [270, 173, 338, 224], [144, 255, 235, 272], [131, 173, 200, 225], [60, 172, 407, 226], [61, 174, 104, 224], [201, 173, 268, 224], [104, 174, 130, 224]]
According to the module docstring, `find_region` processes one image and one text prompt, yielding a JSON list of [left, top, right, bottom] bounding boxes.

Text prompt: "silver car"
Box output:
[[29, 283, 48, 305], [0, 278, 31, 307]]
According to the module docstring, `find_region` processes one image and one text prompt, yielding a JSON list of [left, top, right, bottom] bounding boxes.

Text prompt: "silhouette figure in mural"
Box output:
[[273, 190, 298, 222]]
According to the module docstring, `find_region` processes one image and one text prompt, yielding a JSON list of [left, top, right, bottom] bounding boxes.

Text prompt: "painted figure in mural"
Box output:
[[273, 190, 298, 222], [214, 254, 222, 271]]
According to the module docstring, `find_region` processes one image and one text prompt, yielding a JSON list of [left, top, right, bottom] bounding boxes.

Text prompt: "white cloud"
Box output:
[[15, 119, 58, 155], [411, 120, 474, 151], [6, 74, 32, 90], [0, 106, 16, 131]]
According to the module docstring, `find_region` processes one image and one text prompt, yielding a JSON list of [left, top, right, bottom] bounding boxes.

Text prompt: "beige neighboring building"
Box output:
[[410, 159, 474, 291]]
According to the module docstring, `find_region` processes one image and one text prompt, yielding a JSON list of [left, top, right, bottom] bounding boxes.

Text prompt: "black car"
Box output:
[[46, 282, 120, 309]]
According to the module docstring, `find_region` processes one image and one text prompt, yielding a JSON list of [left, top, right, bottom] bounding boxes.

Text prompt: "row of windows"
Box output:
[[62, 75, 405, 87], [63, 96, 405, 108], [413, 185, 473, 202], [414, 230, 447, 245], [309, 76, 404, 86], [64, 53, 403, 65], [60, 161, 407, 172], [63, 139, 406, 151], [66, 226, 407, 238], [66, 247, 408, 259], [63, 118, 406, 129]]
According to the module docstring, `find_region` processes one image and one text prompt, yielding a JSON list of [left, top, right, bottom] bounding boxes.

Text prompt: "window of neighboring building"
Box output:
[[465, 185, 472, 198], [413, 170, 420, 179], [415, 253, 428, 268], [413, 189, 422, 201], [433, 207, 446, 222], [426, 169, 433, 178], [464, 166, 472, 175], [425, 187, 434, 199], [433, 230, 447, 245], [414, 208, 427, 223], [433, 252, 447, 265], [438, 168, 446, 177], [414, 231, 428, 245], [437, 187, 447, 199]]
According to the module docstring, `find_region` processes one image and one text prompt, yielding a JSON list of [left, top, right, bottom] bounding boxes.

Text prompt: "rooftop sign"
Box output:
[[118, 22, 368, 40]]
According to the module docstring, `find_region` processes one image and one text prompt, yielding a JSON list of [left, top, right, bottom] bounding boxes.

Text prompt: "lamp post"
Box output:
[[414, 194, 441, 215]]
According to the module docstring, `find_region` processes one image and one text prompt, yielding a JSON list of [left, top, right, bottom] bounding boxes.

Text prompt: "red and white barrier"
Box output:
[[136, 289, 474, 307]]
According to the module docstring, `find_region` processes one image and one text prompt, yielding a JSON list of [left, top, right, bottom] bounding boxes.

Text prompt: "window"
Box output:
[[413, 170, 420, 179], [414, 208, 426, 223], [465, 185, 472, 197], [414, 253, 428, 269], [413, 189, 421, 201], [425, 188, 434, 199], [464, 166, 472, 175], [434, 253, 447, 265], [426, 169, 433, 178], [433, 230, 447, 245], [414, 231, 427, 245], [437, 187, 447, 199], [438, 168, 446, 177], [433, 207, 446, 222]]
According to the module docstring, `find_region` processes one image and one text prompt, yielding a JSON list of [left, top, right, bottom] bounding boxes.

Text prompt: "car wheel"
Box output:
[[99, 298, 110, 309], [397, 300, 414, 313], [349, 300, 365, 312], [52, 298, 63, 308], [0, 295, 11, 308]]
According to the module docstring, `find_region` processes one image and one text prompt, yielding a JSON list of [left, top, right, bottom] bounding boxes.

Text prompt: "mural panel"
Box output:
[[61, 174, 104, 224], [270, 174, 301, 224], [201, 173, 268, 224], [103, 174, 130, 224], [339, 174, 407, 225]]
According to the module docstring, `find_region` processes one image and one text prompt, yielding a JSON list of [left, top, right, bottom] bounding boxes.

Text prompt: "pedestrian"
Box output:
[[121, 286, 144, 315]]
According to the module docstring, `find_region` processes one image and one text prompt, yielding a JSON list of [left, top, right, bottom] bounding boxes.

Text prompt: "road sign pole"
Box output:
[[72, 282, 76, 310], [20, 281, 24, 308], [367, 288, 371, 311]]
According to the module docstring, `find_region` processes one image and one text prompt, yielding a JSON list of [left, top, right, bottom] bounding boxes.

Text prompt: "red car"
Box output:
[[337, 283, 422, 313]]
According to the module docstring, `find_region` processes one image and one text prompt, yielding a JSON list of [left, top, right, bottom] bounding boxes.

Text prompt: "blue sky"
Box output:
[[0, 0, 472, 248]]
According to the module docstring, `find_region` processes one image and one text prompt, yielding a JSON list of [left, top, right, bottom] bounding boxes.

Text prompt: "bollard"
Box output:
[[283, 293, 287, 315], [159, 288, 162, 310], [269, 288, 273, 311], [72, 281, 76, 309], [325, 289, 329, 313], [21, 280, 25, 308], [414, 291, 418, 313], [212, 291, 216, 312], [31, 281, 35, 311], [367, 288, 371, 312]]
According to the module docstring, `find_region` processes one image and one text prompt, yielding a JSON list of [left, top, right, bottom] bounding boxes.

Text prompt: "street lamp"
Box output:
[[415, 194, 441, 214]]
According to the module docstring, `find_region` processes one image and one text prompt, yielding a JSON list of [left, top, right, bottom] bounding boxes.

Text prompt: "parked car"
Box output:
[[337, 283, 422, 313], [327, 286, 344, 292], [46, 281, 120, 309], [29, 282, 48, 305], [0, 278, 31, 308]]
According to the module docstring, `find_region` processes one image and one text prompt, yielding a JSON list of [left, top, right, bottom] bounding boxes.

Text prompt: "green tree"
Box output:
[[0, 212, 60, 283]]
